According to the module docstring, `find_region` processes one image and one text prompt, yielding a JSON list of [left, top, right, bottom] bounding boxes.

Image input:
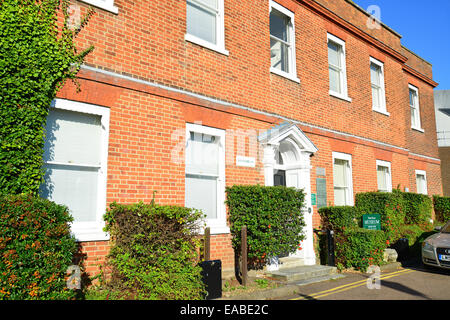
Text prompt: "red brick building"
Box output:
[[45, 0, 442, 276]]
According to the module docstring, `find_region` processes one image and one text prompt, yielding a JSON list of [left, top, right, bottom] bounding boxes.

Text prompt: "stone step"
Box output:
[[278, 257, 306, 270], [267, 265, 339, 283]]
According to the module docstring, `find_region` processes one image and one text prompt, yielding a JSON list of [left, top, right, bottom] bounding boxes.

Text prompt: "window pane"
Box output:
[[409, 89, 415, 106], [370, 63, 380, 85], [372, 86, 380, 108], [186, 131, 219, 175], [333, 159, 347, 187], [185, 174, 217, 219], [187, 1, 217, 44], [416, 174, 426, 194], [43, 108, 102, 165], [270, 38, 289, 72], [411, 106, 419, 127], [198, 0, 218, 9], [377, 166, 388, 191], [270, 10, 289, 42], [329, 67, 341, 93], [334, 187, 346, 206], [40, 164, 99, 222], [328, 41, 341, 68]]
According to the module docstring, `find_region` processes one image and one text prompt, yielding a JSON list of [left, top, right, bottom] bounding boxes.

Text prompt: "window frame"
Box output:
[[332, 151, 354, 206], [415, 169, 428, 195], [185, 123, 228, 235], [370, 57, 388, 116], [327, 33, 351, 102], [376, 160, 392, 192], [45, 99, 110, 242], [409, 84, 424, 132], [80, 0, 118, 14], [269, 0, 300, 83], [185, 0, 229, 56]]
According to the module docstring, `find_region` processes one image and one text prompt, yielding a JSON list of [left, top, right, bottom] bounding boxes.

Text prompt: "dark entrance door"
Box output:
[[274, 170, 286, 186], [273, 169, 289, 258]]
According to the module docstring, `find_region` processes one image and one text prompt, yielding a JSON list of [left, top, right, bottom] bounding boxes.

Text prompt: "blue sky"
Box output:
[[353, 0, 450, 90]]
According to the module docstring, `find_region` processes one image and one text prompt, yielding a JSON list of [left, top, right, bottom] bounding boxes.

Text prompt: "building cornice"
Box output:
[[403, 64, 439, 88], [296, 0, 408, 64]]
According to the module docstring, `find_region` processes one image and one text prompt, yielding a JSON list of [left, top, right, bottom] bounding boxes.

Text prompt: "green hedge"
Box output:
[[318, 206, 360, 231], [402, 192, 432, 227], [433, 195, 450, 222], [226, 185, 306, 269], [335, 227, 387, 272], [355, 190, 406, 242], [0, 194, 78, 300], [103, 202, 206, 300]]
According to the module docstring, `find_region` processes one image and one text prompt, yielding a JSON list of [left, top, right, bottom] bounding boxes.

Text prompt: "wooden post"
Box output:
[[241, 225, 248, 286], [204, 227, 211, 261]]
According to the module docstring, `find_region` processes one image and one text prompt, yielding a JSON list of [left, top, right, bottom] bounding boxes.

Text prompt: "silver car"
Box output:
[[422, 221, 450, 270]]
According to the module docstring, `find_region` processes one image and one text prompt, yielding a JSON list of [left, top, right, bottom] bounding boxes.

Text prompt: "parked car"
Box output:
[[422, 221, 450, 270]]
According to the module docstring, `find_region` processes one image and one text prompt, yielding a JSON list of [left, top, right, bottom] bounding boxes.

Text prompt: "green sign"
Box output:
[[311, 193, 317, 206], [363, 214, 381, 230]]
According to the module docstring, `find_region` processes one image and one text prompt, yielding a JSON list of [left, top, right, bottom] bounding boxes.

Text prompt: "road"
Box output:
[[279, 261, 450, 300]]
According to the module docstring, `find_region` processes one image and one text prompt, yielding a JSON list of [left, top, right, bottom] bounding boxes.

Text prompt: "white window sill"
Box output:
[[329, 91, 352, 102], [71, 225, 110, 242], [198, 224, 230, 235], [270, 68, 300, 84], [185, 34, 229, 56], [412, 126, 425, 133], [80, 0, 118, 14], [373, 108, 390, 116]]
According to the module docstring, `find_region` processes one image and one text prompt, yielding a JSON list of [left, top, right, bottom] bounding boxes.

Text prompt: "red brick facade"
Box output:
[[55, 0, 442, 276]]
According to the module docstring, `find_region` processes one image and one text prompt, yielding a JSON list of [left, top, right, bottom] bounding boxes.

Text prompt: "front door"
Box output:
[[273, 170, 286, 186]]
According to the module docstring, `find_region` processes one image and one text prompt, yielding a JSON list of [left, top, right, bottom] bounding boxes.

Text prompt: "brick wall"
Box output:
[[54, 0, 442, 277]]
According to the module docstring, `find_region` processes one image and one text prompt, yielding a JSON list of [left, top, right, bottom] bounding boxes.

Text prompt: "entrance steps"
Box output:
[[266, 263, 345, 285]]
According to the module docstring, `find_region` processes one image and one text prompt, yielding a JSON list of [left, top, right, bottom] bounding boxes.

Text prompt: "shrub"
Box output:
[[226, 185, 306, 269], [335, 227, 387, 272], [103, 202, 206, 300], [318, 206, 360, 232], [402, 192, 432, 227], [355, 190, 406, 242], [0, 194, 78, 300], [433, 195, 450, 222], [0, 0, 93, 195]]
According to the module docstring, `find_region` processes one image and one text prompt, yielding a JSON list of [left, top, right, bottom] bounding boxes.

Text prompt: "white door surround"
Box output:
[[259, 123, 318, 268]]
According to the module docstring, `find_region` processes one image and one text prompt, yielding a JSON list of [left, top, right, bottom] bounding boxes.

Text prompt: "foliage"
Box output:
[[433, 195, 450, 222], [0, 0, 94, 195], [355, 190, 406, 242], [335, 227, 387, 272], [318, 206, 360, 232], [402, 192, 432, 227], [103, 201, 206, 300], [0, 194, 78, 300], [226, 185, 306, 269], [319, 190, 435, 270]]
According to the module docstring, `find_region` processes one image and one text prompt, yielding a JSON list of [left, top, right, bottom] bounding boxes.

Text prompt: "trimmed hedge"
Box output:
[[433, 195, 450, 222], [335, 227, 387, 272], [0, 194, 78, 300], [402, 192, 432, 227], [355, 190, 406, 242], [226, 185, 306, 269], [103, 202, 206, 300], [318, 206, 360, 231]]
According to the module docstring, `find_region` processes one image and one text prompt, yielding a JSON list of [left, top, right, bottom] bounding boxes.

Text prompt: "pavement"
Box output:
[[217, 262, 403, 300]]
